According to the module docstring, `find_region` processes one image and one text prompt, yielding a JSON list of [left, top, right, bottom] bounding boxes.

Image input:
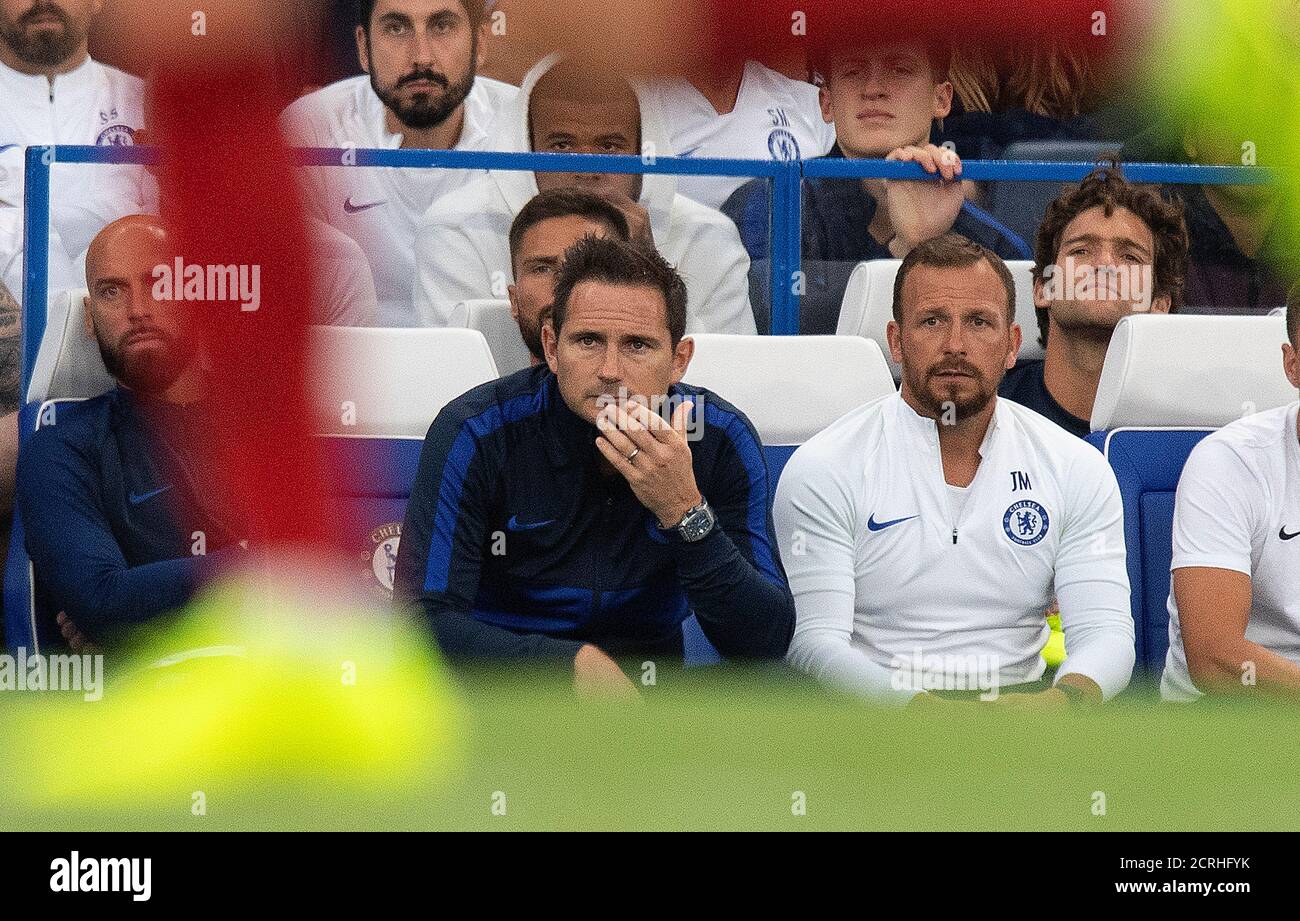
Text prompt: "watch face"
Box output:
[[679, 504, 716, 542]]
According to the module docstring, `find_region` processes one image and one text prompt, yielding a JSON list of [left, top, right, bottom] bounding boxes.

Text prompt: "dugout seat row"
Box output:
[[11, 300, 1291, 681], [456, 259, 1046, 384], [1087, 313, 1294, 688], [4, 314, 897, 661]]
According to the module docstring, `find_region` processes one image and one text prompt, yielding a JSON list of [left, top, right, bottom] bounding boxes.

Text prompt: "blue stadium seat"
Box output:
[[1086, 429, 1209, 676], [1088, 314, 1293, 685], [5, 399, 90, 653], [6, 288, 112, 651], [985, 140, 1122, 253], [311, 326, 501, 603], [682, 335, 894, 663]]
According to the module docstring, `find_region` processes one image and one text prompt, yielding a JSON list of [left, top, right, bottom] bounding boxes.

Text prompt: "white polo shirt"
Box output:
[[774, 392, 1135, 705], [280, 74, 517, 327], [640, 60, 835, 209], [0, 56, 153, 304], [1162, 401, 1300, 701]]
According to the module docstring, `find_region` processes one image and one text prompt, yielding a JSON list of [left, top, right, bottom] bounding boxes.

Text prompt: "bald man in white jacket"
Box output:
[[413, 53, 756, 334]]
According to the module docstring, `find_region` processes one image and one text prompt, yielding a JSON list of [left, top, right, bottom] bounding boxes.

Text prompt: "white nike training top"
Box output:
[[280, 74, 518, 327], [412, 54, 756, 334], [1162, 401, 1300, 702], [638, 60, 835, 209], [0, 56, 153, 306], [774, 392, 1135, 705]]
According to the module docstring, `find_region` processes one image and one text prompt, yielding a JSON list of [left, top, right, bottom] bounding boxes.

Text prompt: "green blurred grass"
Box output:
[[4, 667, 1299, 831]]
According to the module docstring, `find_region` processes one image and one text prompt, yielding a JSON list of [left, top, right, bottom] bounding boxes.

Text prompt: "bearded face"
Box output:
[[94, 315, 195, 396], [0, 1, 93, 70], [361, 2, 479, 132]]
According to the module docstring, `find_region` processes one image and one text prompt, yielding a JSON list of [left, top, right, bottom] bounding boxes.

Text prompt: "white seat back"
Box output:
[[460, 298, 532, 377], [311, 326, 499, 437], [1092, 314, 1294, 430], [682, 334, 895, 444], [27, 288, 115, 404]]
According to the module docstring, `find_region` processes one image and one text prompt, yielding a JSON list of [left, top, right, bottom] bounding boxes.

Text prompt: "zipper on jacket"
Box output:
[[590, 480, 617, 623], [930, 426, 960, 547]]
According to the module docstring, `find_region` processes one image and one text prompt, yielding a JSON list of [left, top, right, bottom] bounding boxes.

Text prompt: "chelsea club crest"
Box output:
[[767, 127, 801, 161], [362, 522, 402, 597], [96, 124, 136, 146], [1003, 500, 1049, 546]]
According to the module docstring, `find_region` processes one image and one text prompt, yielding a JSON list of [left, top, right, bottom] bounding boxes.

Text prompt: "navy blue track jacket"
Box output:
[[17, 387, 238, 642], [393, 365, 796, 662]]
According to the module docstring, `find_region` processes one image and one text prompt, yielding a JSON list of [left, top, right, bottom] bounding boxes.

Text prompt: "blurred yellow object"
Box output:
[[1145, 0, 1300, 277], [5, 569, 462, 808], [1042, 613, 1066, 668]]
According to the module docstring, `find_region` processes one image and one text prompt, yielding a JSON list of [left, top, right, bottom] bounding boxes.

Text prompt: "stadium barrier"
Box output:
[[20, 144, 1270, 397]]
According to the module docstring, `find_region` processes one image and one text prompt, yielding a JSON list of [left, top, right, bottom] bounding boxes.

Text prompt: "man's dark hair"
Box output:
[[508, 188, 632, 273], [551, 237, 688, 347], [1032, 163, 1189, 348], [893, 234, 1016, 324], [1287, 281, 1299, 349], [355, 0, 487, 32]]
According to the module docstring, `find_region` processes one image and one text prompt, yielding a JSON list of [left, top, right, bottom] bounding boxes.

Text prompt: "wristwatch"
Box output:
[[666, 500, 716, 543]]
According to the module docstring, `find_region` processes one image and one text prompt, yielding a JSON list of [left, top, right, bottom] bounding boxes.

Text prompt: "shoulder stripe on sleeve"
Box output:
[[703, 401, 785, 587], [423, 386, 549, 593]]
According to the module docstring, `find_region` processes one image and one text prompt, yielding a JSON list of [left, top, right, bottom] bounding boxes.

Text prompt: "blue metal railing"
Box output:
[[20, 145, 1274, 399], [800, 158, 1269, 185]]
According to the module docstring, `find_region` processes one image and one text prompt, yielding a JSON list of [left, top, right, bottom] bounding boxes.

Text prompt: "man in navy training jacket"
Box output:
[[393, 235, 795, 697]]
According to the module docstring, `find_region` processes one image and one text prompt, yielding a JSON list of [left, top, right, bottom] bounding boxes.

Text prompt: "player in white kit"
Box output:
[[638, 60, 835, 210], [0, 0, 153, 305], [1162, 291, 1300, 701], [280, 0, 516, 326], [775, 234, 1135, 707], [412, 53, 756, 335]]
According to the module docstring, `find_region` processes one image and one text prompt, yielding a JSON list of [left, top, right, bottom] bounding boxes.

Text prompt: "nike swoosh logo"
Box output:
[[129, 485, 173, 505], [677, 145, 704, 158], [867, 514, 918, 532], [343, 197, 387, 214], [507, 515, 555, 532], [1281, 527, 1299, 541]]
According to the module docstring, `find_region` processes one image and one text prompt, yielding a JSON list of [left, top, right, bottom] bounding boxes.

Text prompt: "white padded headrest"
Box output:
[[27, 288, 116, 404], [682, 334, 895, 444], [1092, 314, 1295, 430], [460, 299, 532, 378], [311, 326, 499, 437], [836, 259, 1043, 376]]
